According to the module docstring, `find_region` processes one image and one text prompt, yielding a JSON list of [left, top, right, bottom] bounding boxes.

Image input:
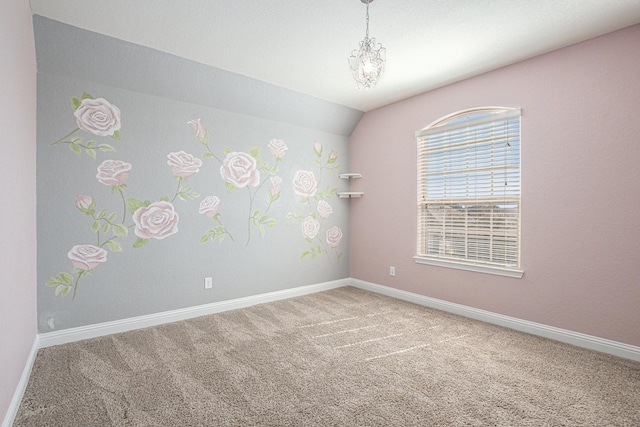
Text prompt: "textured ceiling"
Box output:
[[30, 0, 640, 112]]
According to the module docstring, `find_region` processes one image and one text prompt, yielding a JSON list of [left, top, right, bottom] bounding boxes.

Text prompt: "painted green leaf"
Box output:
[[96, 210, 106, 219], [85, 148, 97, 159], [60, 272, 74, 283], [106, 240, 123, 252], [133, 237, 149, 248], [249, 146, 261, 160], [219, 234, 226, 243], [225, 182, 236, 193], [300, 251, 310, 260], [127, 198, 144, 214], [45, 279, 58, 287], [107, 212, 117, 222], [101, 222, 110, 233], [202, 152, 214, 159], [97, 143, 116, 152], [86, 140, 96, 148], [70, 96, 81, 110], [111, 130, 121, 141], [337, 252, 343, 261], [69, 143, 82, 155], [223, 146, 231, 155], [200, 235, 209, 244], [112, 224, 128, 237], [266, 219, 277, 228], [80, 92, 93, 100], [91, 220, 100, 233], [61, 286, 71, 297]]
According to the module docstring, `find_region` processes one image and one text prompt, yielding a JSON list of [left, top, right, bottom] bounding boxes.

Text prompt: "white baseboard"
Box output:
[[350, 279, 640, 362], [39, 278, 349, 348], [2, 335, 39, 427], [35, 276, 640, 360]]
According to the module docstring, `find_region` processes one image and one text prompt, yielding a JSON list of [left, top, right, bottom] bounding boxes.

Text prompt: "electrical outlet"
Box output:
[[204, 277, 213, 289], [390, 266, 396, 276]]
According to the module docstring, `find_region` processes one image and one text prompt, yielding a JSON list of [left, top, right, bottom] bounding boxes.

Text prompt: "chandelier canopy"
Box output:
[[348, 0, 386, 90]]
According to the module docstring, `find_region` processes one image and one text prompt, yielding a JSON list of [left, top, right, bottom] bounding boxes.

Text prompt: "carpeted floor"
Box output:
[[14, 287, 640, 426]]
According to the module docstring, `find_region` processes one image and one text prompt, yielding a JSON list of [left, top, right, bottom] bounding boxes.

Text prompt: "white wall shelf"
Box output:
[[337, 191, 364, 198], [338, 173, 363, 198], [339, 173, 363, 179]]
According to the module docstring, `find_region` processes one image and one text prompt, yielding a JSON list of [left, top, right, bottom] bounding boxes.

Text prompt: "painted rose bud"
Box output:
[[328, 150, 338, 163], [76, 194, 93, 210], [67, 244, 108, 271], [313, 141, 323, 156], [269, 176, 282, 197], [187, 118, 207, 141], [292, 170, 318, 198], [268, 139, 288, 159], [199, 196, 221, 218], [74, 97, 121, 137], [96, 160, 132, 186], [167, 151, 202, 178], [132, 201, 179, 240], [220, 152, 261, 188]]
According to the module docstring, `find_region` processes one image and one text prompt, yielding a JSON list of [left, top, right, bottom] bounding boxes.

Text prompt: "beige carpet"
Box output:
[[15, 287, 640, 426]]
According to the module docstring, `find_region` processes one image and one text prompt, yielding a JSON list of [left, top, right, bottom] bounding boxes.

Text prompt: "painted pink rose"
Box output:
[[302, 216, 320, 240], [317, 200, 333, 219], [220, 152, 260, 188], [270, 176, 282, 197], [76, 194, 93, 210], [326, 226, 343, 248], [96, 160, 132, 186], [187, 118, 207, 140], [313, 141, 322, 156], [199, 196, 220, 218], [74, 97, 121, 136], [167, 151, 202, 178], [132, 201, 179, 240], [268, 139, 288, 159], [67, 244, 108, 271], [292, 170, 318, 198]]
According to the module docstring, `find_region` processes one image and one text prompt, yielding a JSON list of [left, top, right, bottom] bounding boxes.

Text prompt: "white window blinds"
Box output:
[[416, 108, 521, 273]]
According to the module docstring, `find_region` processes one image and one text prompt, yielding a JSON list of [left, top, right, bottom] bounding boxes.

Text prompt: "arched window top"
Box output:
[[417, 106, 521, 137]]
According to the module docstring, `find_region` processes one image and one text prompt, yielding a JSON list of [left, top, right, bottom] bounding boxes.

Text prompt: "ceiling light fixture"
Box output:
[[348, 0, 386, 90]]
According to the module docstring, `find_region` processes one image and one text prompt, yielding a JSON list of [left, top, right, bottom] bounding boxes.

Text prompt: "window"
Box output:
[[414, 107, 523, 278]]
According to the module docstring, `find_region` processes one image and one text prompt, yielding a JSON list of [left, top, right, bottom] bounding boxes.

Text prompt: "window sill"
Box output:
[[413, 256, 524, 278]]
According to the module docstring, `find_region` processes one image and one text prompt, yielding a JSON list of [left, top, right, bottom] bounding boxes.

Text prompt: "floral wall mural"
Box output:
[[36, 75, 350, 331]]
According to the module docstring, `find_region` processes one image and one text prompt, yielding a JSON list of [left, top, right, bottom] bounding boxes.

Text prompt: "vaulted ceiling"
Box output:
[[30, 0, 640, 112]]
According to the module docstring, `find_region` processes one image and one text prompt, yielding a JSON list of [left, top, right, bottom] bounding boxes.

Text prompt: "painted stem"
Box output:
[[71, 273, 81, 300], [51, 128, 79, 145]]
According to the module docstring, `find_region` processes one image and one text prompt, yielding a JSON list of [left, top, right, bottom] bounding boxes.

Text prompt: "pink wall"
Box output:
[[349, 25, 640, 347], [0, 0, 38, 422]]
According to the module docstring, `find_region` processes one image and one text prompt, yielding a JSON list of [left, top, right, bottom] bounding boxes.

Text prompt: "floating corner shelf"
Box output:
[[339, 173, 363, 179], [338, 172, 363, 198], [337, 191, 364, 199]]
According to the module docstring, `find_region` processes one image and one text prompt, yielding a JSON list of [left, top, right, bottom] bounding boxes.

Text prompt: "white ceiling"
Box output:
[[30, 0, 640, 112]]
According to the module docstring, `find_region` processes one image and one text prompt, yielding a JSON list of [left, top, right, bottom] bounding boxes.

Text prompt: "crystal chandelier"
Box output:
[[348, 0, 386, 90]]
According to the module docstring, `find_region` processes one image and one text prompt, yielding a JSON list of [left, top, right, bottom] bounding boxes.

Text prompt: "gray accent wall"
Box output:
[[35, 16, 359, 332]]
